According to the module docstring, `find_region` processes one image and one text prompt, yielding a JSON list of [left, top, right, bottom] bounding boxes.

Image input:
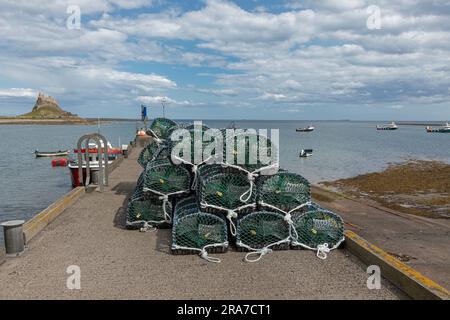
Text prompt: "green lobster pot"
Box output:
[[137, 141, 169, 168], [126, 171, 172, 229], [171, 196, 228, 255], [148, 118, 178, 141], [221, 130, 279, 173], [167, 125, 215, 166], [291, 203, 345, 250], [143, 158, 191, 197], [127, 195, 172, 229], [257, 171, 310, 212], [236, 211, 290, 251], [197, 164, 256, 215]]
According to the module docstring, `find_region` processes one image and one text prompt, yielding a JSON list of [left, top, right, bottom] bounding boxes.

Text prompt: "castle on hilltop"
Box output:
[[29, 92, 78, 118], [33, 92, 62, 111]]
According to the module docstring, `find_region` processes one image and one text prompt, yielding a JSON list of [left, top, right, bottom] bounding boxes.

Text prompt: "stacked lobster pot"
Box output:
[[127, 171, 171, 230], [257, 170, 345, 259], [142, 158, 192, 227], [171, 195, 228, 262], [167, 125, 234, 261], [126, 117, 346, 263], [127, 118, 185, 230], [203, 130, 291, 262], [197, 164, 257, 238]]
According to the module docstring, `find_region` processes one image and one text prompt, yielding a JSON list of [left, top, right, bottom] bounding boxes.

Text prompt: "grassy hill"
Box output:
[[19, 104, 69, 118], [0, 93, 92, 124]]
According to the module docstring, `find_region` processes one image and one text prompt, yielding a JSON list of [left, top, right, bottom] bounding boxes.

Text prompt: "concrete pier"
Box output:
[[312, 186, 450, 290], [0, 146, 436, 299]]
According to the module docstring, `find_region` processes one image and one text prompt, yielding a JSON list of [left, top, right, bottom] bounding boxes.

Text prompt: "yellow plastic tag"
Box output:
[[159, 179, 165, 184], [250, 229, 257, 236], [311, 229, 317, 234], [216, 191, 223, 197]]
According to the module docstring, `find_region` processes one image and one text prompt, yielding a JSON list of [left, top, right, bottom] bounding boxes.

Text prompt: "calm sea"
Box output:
[[0, 120, 449, 246]]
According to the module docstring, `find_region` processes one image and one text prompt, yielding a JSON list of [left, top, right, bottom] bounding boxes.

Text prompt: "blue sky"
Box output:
[[0, 0, 449, 120]]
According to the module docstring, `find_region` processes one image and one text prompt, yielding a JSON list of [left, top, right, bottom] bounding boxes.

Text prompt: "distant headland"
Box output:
[[0, 92, 93, 125]]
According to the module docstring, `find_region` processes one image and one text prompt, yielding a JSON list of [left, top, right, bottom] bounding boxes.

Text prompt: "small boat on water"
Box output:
[[35, 150, 69, 157], [376, 122, 398, 130], [299, 149, 313, 157], [296, 125, 315, 132], [426, 122, 450, 133]]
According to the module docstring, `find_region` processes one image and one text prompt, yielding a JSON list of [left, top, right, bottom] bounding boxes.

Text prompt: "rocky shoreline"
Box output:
[[321, 160, 450, 219], [0, 118, 94, 125]]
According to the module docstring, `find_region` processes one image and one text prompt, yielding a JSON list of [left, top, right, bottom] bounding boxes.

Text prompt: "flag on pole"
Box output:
[[141, 105, 148, 121]]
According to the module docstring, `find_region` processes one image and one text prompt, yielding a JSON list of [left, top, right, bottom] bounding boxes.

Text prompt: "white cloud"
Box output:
[[0, 88, 37, 97], [81, 68, 176, 89], [196, 88, 239, 96], [258, 92, 288, 101], [136, 95, 195, 106], [0, 0, 450, 118]]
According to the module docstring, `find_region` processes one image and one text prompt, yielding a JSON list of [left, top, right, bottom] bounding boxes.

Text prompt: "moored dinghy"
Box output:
[[35, 150, 69, 157], [299, 149, 313, 157]]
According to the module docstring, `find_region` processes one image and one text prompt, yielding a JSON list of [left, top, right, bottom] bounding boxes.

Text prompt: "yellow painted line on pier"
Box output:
[[345, 230, 450, 300]]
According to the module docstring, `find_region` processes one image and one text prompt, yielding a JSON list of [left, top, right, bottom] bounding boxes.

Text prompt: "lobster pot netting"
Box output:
[[197, 164, 256, 237], [197, 164, 256, 211], [172, 196, 228, 257], [137, 142, 170, 168], [126, 172, 172, 229], [167, 125, 215, 168], [143, 158, 192, 222], [143, 158, 191, 197], [236, 211, 291, 262], [257, 171, 311, 212], [291, 203, 345, 253], [173, 195, 201, 221], [148, 118, 179, 141], [221, 130, 279, 174]]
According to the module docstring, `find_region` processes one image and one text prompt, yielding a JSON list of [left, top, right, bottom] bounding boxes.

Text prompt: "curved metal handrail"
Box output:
[[76, 133, 110, 192]]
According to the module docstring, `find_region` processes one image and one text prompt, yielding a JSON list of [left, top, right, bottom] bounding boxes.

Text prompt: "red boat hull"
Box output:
[[69, 166, 99, 188]]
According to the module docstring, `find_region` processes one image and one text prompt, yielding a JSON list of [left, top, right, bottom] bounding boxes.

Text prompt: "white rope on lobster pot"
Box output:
[[170, 154, 215, 190], [199, 201, 255, 237], [126, 196, 169, 232], [142, 187, 189, 223], [171, 242, 228, 263], [259, 200, 345, 259], [146, 128, 165, 144], [218, 162, 280, 203], [237, 237, 291, 263], [258, 201, 313, 243], [266, 202, 346, 259]]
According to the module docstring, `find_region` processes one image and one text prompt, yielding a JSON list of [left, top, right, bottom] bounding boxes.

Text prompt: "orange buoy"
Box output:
[[137, 129, 147, 137]]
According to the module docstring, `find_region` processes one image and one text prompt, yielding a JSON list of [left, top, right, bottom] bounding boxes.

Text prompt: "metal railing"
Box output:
[[76, 133, 110, 192]]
